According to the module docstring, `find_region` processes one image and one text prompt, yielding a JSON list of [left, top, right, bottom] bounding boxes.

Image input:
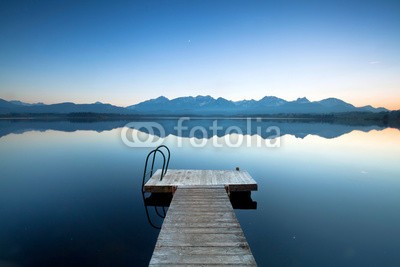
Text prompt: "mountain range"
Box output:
[[0, 96, 388, 115]]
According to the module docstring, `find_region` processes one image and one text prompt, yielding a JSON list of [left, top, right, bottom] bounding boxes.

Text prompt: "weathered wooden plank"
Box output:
[[149, 264, 257, 266], [171, 198, 230, 202], [169, 200, 233, 205], [159, 227, 243, 234], [166, 208, 236, 214], [148, 187, 257, 266], [172, 193, 228, 198], [159, 222, 242, 229], [174, 194, 228, 198], [152, 246, 253, 256], [150, 253, 255, 265], [156, 235, 247, 246], [164, 218, 239, 225], [163, 212, 236, 221], [168, 204, 235, 209], [150, 264, 255, 267], [144, 169, 257, 193], [168, 205, 232, 209], [165, 213, 238, 218]]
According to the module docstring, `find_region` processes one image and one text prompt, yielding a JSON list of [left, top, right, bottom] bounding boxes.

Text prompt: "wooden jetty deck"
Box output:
[[146, 169, 257, 266], [144, 169, 257, 193], [149, 186, 257, 266]]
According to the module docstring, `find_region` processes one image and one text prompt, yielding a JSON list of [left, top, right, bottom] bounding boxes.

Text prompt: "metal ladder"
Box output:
[[141, 145, 170, 192], [141, 145, 171, 229]]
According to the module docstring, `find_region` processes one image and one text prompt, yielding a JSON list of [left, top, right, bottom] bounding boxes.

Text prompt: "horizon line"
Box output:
[[1, 95, 394, 111]]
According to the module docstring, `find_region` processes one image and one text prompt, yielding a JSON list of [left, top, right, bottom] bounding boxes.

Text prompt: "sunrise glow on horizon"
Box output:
[[0, 0, 399, 110]]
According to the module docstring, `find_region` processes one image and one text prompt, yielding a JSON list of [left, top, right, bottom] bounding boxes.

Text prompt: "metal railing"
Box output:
[[141, 145, 171, 192], [141, 145, 171, 229]]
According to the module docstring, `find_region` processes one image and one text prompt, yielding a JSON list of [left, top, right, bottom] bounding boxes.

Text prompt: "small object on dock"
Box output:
[[149, 186, 257, 266]]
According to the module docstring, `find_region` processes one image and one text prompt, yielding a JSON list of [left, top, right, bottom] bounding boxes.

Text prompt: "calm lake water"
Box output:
[[1, 119, 399, 267]]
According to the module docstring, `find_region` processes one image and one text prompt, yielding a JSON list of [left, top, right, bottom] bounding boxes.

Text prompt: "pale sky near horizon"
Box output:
[[0, 0, 399, 109]]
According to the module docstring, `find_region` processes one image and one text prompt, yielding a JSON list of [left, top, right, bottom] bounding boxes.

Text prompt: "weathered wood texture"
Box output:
[[144, 169, 257, 193], [149, 186, 257, 266]]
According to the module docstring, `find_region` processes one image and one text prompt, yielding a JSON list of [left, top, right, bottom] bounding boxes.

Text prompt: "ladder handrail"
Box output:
[[142, 149, 165, 192], [149, 149, 165, 178], [142, 145, 171, 192], [154, 145, 170, 177]]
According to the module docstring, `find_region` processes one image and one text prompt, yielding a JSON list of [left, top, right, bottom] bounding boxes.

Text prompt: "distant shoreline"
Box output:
[[0, 111, 399, 129], [0, 115, 317, 120], [0, 111, 396, 118]]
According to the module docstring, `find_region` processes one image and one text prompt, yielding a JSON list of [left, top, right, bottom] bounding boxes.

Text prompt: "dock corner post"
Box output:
[[225, 185, 231, 196], [172, 185, 178, 194]]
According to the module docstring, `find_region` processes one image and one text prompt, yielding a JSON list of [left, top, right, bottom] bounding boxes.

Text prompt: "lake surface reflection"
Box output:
[[0, 119, 399, 266]]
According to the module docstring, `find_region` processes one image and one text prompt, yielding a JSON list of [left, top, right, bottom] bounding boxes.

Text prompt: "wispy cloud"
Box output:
[[369, 61, 381, 65]]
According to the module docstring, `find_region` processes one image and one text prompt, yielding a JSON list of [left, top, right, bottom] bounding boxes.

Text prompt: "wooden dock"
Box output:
[[145, 169, 258, 266], [144, 169, 257, 193], [149, 186, 257, 266]]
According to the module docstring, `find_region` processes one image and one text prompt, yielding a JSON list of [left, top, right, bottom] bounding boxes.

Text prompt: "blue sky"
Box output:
[[0, 0, 399, 109]]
